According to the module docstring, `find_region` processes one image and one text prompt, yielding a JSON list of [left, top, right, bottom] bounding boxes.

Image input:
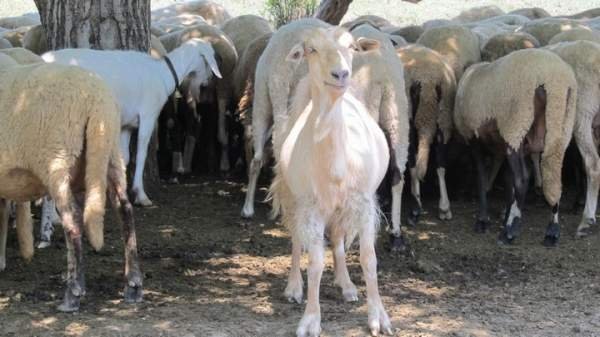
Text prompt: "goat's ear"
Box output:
[[286, 42, 305, 64], [356, 37, 381, 52], [201, 50, 223, 79]]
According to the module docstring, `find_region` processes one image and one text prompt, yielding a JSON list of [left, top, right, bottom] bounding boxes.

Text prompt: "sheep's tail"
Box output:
[[414, 82, 438, 181], [15, 202, 33, 261], [82, 100, 119, 251], [541, 81, 576, 206]]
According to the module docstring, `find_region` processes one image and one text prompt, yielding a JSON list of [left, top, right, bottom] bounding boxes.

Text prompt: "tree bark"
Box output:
[[314, 0, 353, 25], [34, 0, 160, 188]]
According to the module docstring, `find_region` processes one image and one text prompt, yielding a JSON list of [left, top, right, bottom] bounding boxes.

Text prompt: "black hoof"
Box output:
[[473, 219, 489, 233], [497, 230, 516, 245], [406, 208, 421, 228], [124, 284, 143, 303], [543, 222, 560, 247], [505, 218, 521, 241], [57, 287, 81, 312], [390, 234, 408, 253]]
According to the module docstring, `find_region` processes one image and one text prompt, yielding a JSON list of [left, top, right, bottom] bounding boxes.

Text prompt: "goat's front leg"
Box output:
[[284, 237, 303, 304], [132, 120, 155, 207], [296, 223, 325, 337], [331, 228, 357, 302], [0, 199, 8, 271], [108, 155, 143, 303], [435, 131, 452, 220], [360, 205, 392, 336]]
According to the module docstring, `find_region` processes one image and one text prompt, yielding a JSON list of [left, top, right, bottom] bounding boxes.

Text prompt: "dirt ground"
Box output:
[[0, 173, 599, 337]]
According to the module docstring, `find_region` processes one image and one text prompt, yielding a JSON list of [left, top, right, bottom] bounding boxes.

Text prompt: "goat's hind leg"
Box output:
[[108, 152, 143, 303]]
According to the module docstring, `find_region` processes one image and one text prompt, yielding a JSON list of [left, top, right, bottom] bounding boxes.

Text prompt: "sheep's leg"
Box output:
[[389, 168, 407, 252], [571, 154, 586, 213], [435, 131, 452, 220], [471, 140, 491, 233], [15, 202, 33, 262], [485, 152, 504, 192], [407, 126, 422, 227], [132, 121, 154, 207], [38, 196, 59, 249], [360, 202, 392, 336], [217, 97, 230, 172], [53, 191, 85, 312], [575, 126, 600, 237], [331, 228, 357, 302], [296, 226, 325, 337], [530, 152, 543, 196], [284, 237, 303, 304], [0, 199, 8, 271], [108, 157, 143, 303], [182, 99, 199, 175], [500, 147, 528, 244]]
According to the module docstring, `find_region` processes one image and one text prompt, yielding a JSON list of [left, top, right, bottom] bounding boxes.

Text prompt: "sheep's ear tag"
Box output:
[[356, 37, 381, 52], [286, 43, 305, 64]]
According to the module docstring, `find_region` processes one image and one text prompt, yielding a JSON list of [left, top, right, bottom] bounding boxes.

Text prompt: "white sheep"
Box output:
[[546, 41, 600, 238], [416, 25, 481, 80], [547, 27, 600, 45], [241, 18, 329, 219], [0, 37, 11, 49], [508, 7, 551, 20], [396, 44, 456, 224], [270, 25, 391, 337], [0, 61, 143, 311], [0, 47, 42, 64], [454, 49, 577, 246], [517, 18, 586, 46], [452, 5, 505, 23], [480, 31, 540, 62], [152, 0, 232, 26], [43, 38, 222, 206]]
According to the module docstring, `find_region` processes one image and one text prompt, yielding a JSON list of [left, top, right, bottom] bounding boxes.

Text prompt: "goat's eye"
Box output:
[[307, 47, 317, 54]]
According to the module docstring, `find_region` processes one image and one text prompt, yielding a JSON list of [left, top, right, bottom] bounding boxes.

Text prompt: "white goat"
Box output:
[[271, 27, 392, 337], [42, 38, 222, 207]]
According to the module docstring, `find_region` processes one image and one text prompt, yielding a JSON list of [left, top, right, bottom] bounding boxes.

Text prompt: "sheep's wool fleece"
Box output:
[[454, 49, 577, 205]]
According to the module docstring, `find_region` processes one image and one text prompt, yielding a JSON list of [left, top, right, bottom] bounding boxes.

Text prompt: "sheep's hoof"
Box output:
[[0, 258, 5, 271], [473, 219, 489, 233], [498, 218, 521, 245], [576, 218, 595, 238], [37, 240, 51, 249], [134, 197, 153, 208], [220, 156, 231, 173], [124, 284, 143, 304], [389, 234, 408, 253], [57, 288, 81, 312], [438, 208, 452, 220], [406, 208, 421, 227], [543, 221, 560, 247]]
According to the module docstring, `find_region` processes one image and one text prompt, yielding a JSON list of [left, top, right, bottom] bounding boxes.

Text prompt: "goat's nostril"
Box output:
[[331, 71, 340, 80], [339, 70, 349, 80]]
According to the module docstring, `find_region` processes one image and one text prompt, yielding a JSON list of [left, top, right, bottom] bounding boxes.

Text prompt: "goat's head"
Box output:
[[187, 38, 223, 87], [286, 26, 380, 100]]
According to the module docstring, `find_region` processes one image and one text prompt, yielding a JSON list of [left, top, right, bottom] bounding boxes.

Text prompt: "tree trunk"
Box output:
[[314, 0, 353, 25], [34, 0, 160, 188]]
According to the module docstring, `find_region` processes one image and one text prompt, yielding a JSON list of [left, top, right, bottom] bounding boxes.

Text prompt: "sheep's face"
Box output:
[[287, 27, 358, 100]]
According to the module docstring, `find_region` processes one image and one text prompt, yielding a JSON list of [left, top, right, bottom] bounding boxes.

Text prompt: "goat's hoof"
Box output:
[[241, 206, 254, 219], [406, 209, 421, 228], [339, 284, 358, 302], [438, 208, 452, 220], [58, 288, 81, 312], [473, 219, 489, 233], [134, 197, 153, 208], [368, 304, 392, 336], [576, 218, 595, 238], [124, 284, 143, 303], [296, 313, 321, 337], [284, 284, 303, 304], [389, 234, 408, 253]]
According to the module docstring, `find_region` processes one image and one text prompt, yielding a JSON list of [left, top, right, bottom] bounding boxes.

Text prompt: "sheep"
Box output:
[[416, 25, 481, 79], [465, 14, 531, 27], [221, 15, 272, 56], [0, 47, 43, 64], [0, 37, 11, 49], [160, 23, 238, 172], [0, 26, 32, 47], [241, 18, 329, 219], [562, 8, 600, 20], [150, 34, 168, 58], [454, 49, 577, 246], [0, 201, 32, 272], [43, 38, 223, 207], [0, 61, 143, 311], [341, 15, 393, 31], [422, 19, 453, 30], [517, 18, 586, 46], [396, 44, 456, 226], [452, 5, 505, 23], [152, 0, 232, 26], [545, 41, 600, 238], [270, 25, 391, 337], [22, 24, 47, 55], [508, 7, 551, 20], [548, 27, 600, 45], [469, 23, 520, 48], [347, 24, 410, 251], [480, 31, 540, 62], [386, 25, 424, 43], [0, 15, 39, 29], [233, 33, 273, 175]]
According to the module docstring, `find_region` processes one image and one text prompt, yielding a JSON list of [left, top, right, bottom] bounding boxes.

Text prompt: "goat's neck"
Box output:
[[161, 43, 203, 94]]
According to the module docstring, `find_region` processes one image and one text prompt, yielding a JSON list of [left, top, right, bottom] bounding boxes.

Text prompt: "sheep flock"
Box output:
[[2, 1, 600, 336]]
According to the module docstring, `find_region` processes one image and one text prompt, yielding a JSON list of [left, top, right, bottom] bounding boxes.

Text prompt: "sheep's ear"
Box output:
[[201, 50, 223, 79], [356, 37, 381, 52], [286, 42, 305, 64]]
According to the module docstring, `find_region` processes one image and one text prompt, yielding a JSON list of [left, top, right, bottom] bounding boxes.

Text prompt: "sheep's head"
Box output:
[[286, 26, 380, 100]]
